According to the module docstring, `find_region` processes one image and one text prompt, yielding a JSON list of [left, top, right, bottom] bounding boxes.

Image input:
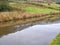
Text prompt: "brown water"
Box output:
[[0, 21, 60, 45]]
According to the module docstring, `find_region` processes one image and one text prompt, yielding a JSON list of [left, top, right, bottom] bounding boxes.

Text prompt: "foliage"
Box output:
[[0, 1, 11, 11]]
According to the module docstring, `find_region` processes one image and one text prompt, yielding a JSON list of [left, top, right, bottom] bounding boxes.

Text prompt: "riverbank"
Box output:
[[0, 2, 60, 25], [0, 12, 60, 27], [0, 2, 60, 22], [0, 11, 60, 22], [50, 33, 60, 45]]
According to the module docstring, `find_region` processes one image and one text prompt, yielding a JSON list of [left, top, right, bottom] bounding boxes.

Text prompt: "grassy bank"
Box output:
[[0, 2, 60, 22], [9, 2, 60, 12], [50, 34, 60, 45], [24, 7, 59, 13]]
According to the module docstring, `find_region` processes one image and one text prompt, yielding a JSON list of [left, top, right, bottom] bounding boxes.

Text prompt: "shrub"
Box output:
[[0, 1, 11, 11]]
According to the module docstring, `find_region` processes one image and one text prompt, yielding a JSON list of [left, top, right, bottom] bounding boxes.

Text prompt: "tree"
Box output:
[[0, 0, 10, 11]]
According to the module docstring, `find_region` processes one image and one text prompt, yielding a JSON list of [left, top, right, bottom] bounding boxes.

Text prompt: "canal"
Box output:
[[0, 20, 60, 45]]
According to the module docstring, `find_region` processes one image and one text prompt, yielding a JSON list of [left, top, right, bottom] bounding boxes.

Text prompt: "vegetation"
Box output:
[[0, 0, 12, 11], [0, 1, 60, 22], [9, 2, 60, 13], [24, 7, 59, 13], [50, 33, 60, 45]]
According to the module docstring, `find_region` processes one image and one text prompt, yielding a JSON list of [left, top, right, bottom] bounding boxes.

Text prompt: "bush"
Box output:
[[0, 1, 12, 11], [0, 5, 11, 11]]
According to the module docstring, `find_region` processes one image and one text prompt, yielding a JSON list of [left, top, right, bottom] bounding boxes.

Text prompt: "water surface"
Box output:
[[0, 23, 60, 45]]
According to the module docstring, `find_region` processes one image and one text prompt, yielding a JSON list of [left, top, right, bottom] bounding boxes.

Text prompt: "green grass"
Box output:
[[50, 4, 60, 8], [9, 2, 60, 13], [24, 6, 60, 13], [28, 2, 60, 10], [50, 34, 60, 45], [41, 3, 60, 9]]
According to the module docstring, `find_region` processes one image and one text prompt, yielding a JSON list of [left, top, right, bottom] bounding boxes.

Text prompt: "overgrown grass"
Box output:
[[24, 6, 59, 13], [50, 33, 60, 45], [9, 2, 60, 13], [41, 3, 60, 9]]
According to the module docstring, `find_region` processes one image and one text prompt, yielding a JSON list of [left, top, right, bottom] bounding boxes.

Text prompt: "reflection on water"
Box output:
[[0, 26, 16, 38], [0, 16, 60, 27], [0, 23, 35, 38], [0, 23, 60, 45]]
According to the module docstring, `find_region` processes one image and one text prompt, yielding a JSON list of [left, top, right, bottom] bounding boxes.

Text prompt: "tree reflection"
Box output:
[[0, 26, 17, 38]]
